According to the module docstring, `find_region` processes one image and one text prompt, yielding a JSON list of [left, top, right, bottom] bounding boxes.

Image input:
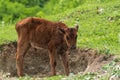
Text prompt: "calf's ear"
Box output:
[[75, 25, 79, 31], [58, 27, 65, 34]]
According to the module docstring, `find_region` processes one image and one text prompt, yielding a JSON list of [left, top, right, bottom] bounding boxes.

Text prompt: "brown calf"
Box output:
[[15, 17, 79, 76]]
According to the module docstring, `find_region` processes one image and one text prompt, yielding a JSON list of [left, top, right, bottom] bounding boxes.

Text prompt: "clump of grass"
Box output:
[[0, 24, 17, 45], [44, 75, 63, 80], [18, 76, 32, 80]]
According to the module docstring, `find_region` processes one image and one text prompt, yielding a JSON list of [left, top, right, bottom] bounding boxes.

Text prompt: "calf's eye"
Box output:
[[67, 36, 70, 40], [75, 35, 77, 39]]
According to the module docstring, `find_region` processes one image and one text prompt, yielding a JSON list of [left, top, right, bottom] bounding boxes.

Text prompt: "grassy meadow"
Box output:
[[0, 0, 120, 54]]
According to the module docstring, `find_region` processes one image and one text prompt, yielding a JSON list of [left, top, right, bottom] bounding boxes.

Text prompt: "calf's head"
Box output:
[[65, 25, 79, 50], [57, 27, 70, 50]]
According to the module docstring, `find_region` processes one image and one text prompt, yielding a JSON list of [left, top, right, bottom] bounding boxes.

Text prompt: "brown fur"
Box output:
[[15, 17, 78, 76]]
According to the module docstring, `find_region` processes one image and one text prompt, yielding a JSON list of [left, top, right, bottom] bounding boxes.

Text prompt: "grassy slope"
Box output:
[[45, 0, 120, 54], [0, 0, 120, 55], [0, 25, 17, 45]]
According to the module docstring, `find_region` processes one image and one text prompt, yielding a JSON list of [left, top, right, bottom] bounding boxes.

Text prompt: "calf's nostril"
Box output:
[[71, 46, 76, 49]]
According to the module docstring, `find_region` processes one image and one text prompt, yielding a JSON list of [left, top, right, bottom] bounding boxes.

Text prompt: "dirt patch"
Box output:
[[0, 42, 114, 77]]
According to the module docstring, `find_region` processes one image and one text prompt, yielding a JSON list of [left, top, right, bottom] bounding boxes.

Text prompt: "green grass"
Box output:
[[44, 0, 120, 54], [0, 24, 17, 45], [0, 0, 120, 55]]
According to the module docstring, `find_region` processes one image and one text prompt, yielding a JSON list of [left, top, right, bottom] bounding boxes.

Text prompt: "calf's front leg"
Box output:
[[60, 53, 69, 76]]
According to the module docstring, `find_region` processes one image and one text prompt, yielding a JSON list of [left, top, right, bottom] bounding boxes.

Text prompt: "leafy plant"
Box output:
[[18, 76, 32, 80], [45, 75, 63, 80], [102, 61, 120, 78]]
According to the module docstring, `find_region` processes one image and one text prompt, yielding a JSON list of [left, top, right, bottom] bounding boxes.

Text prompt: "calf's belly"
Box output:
[[30, 42, 48, 49]]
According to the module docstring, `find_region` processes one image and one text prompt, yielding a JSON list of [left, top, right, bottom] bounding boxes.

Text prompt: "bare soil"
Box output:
[[0, 42, 115, 77]]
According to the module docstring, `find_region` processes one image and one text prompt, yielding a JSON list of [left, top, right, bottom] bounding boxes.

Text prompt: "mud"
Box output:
[[0, 42, 114, 77]]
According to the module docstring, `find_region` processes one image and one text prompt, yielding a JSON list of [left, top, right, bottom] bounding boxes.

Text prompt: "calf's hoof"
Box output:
[[18, 73, 25, 77], [48, 72, 56, 76]]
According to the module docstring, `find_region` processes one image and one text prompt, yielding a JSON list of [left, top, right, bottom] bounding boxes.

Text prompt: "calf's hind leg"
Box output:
[[48, 50, 57, 76], [16, 41, 30, 76]]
